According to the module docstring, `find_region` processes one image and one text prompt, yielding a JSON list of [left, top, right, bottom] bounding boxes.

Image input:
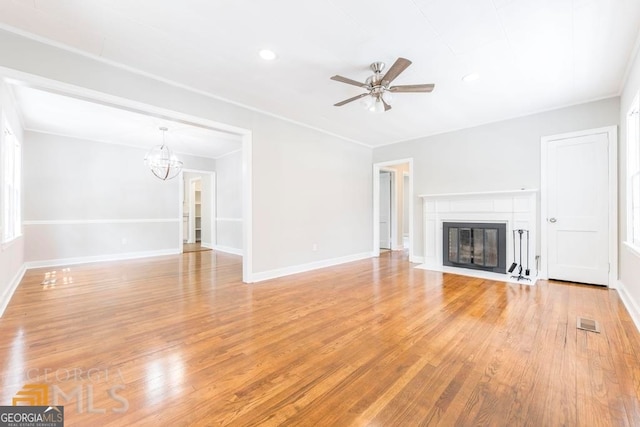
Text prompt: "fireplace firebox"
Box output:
[[443, 222, 506, 273]]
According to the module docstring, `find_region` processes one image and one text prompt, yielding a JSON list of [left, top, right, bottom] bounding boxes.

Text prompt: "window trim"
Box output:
[[625, 92, 640, 254]]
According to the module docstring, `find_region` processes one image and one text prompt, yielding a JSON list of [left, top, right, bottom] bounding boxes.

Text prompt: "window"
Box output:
[[627, 94, 640, 248], [1, 115, 21, 243]]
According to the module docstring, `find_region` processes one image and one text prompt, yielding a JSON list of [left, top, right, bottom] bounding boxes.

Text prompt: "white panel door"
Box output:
[[379, 172, 391, 249], [546, 132, 609, 285]]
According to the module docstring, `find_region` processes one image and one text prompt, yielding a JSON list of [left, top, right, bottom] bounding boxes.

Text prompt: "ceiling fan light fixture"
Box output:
[[144, 127, 183, 181], [370, 97, 386, 114], [360, 95, 375, 110], [330, 57, 435, 112]]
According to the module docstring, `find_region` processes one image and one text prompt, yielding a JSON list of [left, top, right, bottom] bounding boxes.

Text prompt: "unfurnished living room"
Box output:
[[0, 1, 640, 426]]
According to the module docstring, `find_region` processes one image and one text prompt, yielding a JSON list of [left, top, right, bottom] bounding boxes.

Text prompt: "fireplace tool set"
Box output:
[[508, 229, 530, 281]]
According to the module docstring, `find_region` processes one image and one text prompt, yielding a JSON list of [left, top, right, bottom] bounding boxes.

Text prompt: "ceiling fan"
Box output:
[[330, 57, 435, 113]]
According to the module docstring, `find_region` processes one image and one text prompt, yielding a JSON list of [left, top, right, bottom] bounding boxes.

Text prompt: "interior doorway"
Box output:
[[182, 170, 216, 254], [540, 126, 617, 286], [402, 172, 410, 249], [372, 159, 415, 261], [379, 170, 393, 250], [3, 68, 253, 282]]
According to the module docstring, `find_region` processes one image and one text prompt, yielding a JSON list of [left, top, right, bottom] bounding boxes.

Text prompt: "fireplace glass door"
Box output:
[[443, 222, 506, 273]]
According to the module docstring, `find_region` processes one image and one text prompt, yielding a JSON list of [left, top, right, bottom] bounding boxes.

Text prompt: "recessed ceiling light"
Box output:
[[462, 73, 480, 82], [259, 49, 277, 61]]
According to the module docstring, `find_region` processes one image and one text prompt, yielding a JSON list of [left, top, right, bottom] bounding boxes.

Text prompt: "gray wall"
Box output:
[[619, 46, 640, 312], [373, 97, 620, 260], [23, 131, 214, 263], [0, 80, 24, 312], [215, 150, 242, 253], [0, 29, 373, 280], [251, 119, 372, 271]]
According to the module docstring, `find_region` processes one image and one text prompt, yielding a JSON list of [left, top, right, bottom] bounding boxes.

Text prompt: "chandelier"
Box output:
[[144, 127, 183, 180]]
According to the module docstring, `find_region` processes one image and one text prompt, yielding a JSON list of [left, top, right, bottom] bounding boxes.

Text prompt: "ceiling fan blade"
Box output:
[[334, 93, 369, 106], [330, 75, 367, 88], [381, 97, 392, 112], [389, 83, 435, 93], [382, 57, 412, 85]]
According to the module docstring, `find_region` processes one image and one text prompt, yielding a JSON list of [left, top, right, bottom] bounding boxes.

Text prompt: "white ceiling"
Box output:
[[10, 85, 242, 159], [0, 0, 639, 147]]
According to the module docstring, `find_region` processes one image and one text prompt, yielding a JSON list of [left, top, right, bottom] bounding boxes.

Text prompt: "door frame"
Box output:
[[379, 169, 395, 250], [402, 171, 410, 248], [540, 126, 618, 286], [372, 158, 414, 261], [188, 177, 201, 244], [179, 170, 216, 251]]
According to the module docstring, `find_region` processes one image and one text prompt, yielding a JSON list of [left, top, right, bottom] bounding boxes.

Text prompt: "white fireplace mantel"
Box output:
[[417, 189, 538, 285]]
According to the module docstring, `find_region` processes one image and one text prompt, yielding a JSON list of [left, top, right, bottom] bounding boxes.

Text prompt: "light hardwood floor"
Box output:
[[1, 251, 639, 426], [182, 242, 212, 253]]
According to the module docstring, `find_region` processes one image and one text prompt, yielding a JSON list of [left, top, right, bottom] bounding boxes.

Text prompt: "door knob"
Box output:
[[549, 217, 557, 223]]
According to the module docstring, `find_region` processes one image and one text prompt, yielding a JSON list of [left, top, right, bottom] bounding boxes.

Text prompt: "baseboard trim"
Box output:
[[212, 245, 243, 256], [0, 264, 26, 317], [616, 280, 640, 333], [249, 252, 372, 283], [410, 255, 425, 264], [416, 263, 537, 286], [201, 242, 213, 249], [24, 248, 181, 269]]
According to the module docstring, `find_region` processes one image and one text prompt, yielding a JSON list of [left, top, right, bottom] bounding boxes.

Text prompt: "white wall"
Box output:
[[0, 80, 25, 314], [251, 118, 372, 273], [619, 45, 640, 325], [23, 131, 214, 265], [215, 150, 242, 253], [373, 97, 620, 261], [0, 29, 373, 280]]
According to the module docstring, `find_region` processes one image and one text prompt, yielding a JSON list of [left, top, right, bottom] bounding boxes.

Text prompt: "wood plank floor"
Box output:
[[1, 250, 639, 426], [182, 242, 212, 253]]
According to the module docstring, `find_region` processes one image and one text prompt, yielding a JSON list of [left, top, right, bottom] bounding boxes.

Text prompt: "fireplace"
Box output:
[[443, 222, 506, 273], [418, 190, 536, 284]]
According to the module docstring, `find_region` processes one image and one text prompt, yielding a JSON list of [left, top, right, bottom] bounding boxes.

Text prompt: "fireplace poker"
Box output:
[[508, 230, 517, 273], [525, 230, 530, 276], [518, 229, 523, 276], [511, 229, 530, 281]]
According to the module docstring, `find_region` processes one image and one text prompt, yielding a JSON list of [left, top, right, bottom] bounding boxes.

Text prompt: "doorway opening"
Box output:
[[540, 126, 617, 286], [1, 68, 254, 282], [182, 171, 215, 254], [372, 159, 414, 261], [379, 170, 393, 251]]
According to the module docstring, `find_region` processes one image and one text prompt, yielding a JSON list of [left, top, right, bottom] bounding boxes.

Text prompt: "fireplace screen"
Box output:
[[443, 222, 506, 273]]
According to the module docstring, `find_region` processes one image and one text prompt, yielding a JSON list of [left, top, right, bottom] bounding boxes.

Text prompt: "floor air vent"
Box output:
[[576, 317, 600, 333]]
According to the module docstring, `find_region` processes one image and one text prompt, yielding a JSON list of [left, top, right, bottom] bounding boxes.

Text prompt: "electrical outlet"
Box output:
[[312, 243, 318, 251], [121, 238, 127, 246]]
